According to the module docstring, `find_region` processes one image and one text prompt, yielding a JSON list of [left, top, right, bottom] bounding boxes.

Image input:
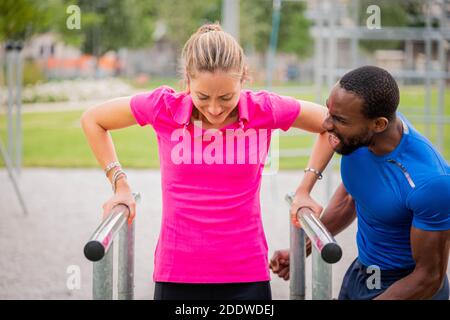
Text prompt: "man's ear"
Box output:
[[373, 117, 389, 133]]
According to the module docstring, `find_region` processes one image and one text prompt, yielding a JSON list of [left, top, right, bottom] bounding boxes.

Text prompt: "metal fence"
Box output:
[[84, 192, 140, 300], [285, 192, 342, 300]]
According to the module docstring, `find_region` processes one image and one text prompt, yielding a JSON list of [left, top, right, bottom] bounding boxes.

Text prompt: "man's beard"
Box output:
[[330, 130, 374, 155]]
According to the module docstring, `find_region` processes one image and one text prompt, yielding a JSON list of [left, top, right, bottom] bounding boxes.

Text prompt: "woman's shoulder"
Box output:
[[240, 89, 283, 112]]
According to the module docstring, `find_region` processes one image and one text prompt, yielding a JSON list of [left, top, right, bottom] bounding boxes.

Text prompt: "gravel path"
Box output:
[[0, 169, 447, 300]]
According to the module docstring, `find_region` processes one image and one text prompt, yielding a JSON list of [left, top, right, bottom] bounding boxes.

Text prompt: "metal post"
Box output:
[[286, 193, 342, 300], [424, 3, 433, 138], [325, 0, 337, 201], [289, 221, 306, 300], [222, 0, 240, 41], [0, 140, 28, 215], [6, 41, 15, 162], [118, 221, 135, 300], [85, 193, 140, 300], [14, 42, 23, 175], [312, 246, 332, 299], [266, 0, 282, 90], [350, 0, 359, 68], [436, 3, 446, 152], [93, 244, 113, 300], [315, 0, 324, 104]]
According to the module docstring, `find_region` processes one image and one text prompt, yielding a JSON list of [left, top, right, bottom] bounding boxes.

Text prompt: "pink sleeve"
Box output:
[[268, 93, 301, 131], [130, 86, 172, 126]]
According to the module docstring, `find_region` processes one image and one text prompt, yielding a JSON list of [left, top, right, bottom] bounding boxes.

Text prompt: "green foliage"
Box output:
[[73, 0, 157, 55], [155, 0, 222, 50], [22, 59, 47, 86], [0, 0, 312, 58], [240, 0, 312, 58], [0, 0, 62, 41]]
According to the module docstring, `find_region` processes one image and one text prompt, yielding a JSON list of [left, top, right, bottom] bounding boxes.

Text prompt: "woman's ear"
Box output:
[[241, 66, 249, 85]]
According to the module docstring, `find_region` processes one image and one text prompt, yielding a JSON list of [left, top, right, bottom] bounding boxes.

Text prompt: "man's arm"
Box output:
[[317, 182, 357, 236], [374, 227, 450, 300]]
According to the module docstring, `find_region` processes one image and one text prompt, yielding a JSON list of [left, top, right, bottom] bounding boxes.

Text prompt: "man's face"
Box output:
[[322, 84, 376, 155]]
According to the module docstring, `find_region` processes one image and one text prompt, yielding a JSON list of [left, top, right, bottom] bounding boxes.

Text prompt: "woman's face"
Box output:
[[188, 70, 242, 126]]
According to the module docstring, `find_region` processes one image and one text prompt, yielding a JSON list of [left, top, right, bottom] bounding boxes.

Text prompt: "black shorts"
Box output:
[[154, 281, 272, 300]]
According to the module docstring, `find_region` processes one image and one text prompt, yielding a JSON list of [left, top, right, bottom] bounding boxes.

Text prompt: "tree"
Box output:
[[71, 0, 157, 56], [155, 0, 222, 50], [240, 0, 312, 58], [0, 0, 61, 41]]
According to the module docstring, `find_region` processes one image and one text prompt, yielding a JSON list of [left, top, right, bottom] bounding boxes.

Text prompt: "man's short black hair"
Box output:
[[339, 66, 400, 120]]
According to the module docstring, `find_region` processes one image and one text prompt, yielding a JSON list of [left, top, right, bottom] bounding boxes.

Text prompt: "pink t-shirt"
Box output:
[[130, 86, 300, 283]]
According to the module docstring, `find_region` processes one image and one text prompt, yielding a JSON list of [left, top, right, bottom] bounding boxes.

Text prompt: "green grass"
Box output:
[[0, 83, 449, 169]]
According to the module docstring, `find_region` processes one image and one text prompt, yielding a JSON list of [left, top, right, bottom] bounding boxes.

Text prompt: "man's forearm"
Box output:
[[320, 183, 357, 236], [374, 270, 443, 300]]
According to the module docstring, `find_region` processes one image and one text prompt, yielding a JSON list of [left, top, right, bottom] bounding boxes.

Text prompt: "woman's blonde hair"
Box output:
[[181, 23, 248, 82]]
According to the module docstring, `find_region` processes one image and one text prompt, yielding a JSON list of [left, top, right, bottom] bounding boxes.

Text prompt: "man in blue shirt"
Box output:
[[271, 66, 450, 299]]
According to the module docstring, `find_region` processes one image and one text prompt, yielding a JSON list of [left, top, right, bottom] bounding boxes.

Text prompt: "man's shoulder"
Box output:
[[407, 174, 450, 205]]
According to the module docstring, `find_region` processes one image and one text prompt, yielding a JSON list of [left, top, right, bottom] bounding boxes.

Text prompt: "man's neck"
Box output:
[[368, 116, 404, 156]]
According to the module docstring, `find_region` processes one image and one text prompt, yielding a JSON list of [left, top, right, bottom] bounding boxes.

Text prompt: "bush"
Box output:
[[23, 59, 47, 86]]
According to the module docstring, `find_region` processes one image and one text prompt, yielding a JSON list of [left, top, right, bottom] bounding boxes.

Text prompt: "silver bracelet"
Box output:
[[112, 169, 127, 193], [104, 161, 121, 177], [304, 167, 323, 180]]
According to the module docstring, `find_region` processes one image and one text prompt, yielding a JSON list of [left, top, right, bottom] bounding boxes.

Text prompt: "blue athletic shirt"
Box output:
[[341, 113, 450, 270]]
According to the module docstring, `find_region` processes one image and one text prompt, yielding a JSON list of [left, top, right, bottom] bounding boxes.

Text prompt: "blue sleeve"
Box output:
[[407, 175, 450, 231]]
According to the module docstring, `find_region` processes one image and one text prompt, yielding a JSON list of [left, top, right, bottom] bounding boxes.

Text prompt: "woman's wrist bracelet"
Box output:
[[112, 169, 127, 193], [304, 167, 323, 180], [104, 161, 121, 177]]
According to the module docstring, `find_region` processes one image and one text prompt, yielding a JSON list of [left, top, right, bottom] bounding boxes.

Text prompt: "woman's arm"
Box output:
[[80, 96, 138, 222], [289, 100, 334, 223]]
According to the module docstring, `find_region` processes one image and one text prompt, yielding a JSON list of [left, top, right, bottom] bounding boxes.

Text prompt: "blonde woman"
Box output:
[[81, 23, 334, 300]]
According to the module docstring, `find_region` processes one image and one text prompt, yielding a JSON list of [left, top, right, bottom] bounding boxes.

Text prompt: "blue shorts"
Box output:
[[338, 258, 449, 300]]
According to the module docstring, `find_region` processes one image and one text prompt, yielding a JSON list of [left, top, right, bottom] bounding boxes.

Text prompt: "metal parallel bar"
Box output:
[[84, 204, 130, 261], [85, 192, 140, 300], [310, 26, 450, 41], [286, 192, 341, 300], [321, 68, 450, 80], [285, 193, 342, 264]]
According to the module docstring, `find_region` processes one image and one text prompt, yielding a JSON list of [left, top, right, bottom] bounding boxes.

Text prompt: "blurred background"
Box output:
[[0, 0, 449, 300]]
